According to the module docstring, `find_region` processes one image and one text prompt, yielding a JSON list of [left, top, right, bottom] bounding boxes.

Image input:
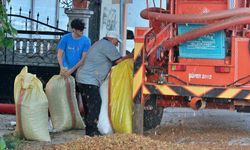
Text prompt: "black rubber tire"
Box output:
[[143, 95, 164, 131]]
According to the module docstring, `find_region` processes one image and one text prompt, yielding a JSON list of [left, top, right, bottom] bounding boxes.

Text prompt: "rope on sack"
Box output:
[[65, 77, 76, 128], [108, 71, 114, 130], [17, 89, 25, 137]]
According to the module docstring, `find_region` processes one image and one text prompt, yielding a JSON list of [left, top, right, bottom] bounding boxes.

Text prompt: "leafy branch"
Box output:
[[59, 0, 73, 8], [0, 0, 17, 49]]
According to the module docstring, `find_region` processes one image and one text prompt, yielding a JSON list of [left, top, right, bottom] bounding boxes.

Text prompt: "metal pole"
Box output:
[[119, 0, 125, 56], [122, 3, 128, 56]]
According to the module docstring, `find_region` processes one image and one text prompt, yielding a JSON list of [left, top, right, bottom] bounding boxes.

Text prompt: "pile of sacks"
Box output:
[[13, 59, 134, 141], [14, 66, 84, 142]]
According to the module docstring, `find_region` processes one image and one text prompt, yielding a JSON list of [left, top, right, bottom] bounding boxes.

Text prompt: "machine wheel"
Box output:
[[143, 95, 163, 130]]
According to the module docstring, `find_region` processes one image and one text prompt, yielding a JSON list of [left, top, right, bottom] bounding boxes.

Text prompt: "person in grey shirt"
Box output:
[[76, 31, 132, 136]]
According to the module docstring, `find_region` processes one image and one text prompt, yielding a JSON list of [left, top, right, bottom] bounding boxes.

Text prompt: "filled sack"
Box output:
[[109, 59, 134, 133], [97, 77, 113, 135], [14, 66, 50, 141], [45, 75, 85, 132]]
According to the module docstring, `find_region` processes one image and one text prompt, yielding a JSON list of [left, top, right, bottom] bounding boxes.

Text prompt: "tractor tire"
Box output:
[[143, 95, 164, 131]]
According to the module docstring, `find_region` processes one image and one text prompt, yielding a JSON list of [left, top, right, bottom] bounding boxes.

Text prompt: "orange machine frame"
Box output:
[[132, 0, 250, 133]]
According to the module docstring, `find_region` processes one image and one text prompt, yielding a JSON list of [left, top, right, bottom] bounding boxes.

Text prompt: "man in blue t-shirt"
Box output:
[[57, 18, 91, 77]]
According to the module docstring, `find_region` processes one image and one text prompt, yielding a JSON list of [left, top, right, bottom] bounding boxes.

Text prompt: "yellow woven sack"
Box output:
[[110, 59, 133, 133], [45, 75, 85, 132], [14, 66, 51, 141]]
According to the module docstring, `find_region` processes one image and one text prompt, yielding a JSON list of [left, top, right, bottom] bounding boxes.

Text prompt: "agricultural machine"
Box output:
[[133, 0, 250, 133]]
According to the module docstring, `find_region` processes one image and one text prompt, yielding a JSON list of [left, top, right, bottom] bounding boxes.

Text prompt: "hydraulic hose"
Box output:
[[163, 15, 250, 49], [140, 7, 250, 55], [141, 7, 250, 23], [148, 15, 250, 55]]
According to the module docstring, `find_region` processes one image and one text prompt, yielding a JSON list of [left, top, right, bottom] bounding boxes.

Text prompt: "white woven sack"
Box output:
[[98, 77, 113, 135]]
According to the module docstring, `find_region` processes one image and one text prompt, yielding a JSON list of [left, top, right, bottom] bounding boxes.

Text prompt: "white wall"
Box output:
[[99, 0, 120, 39]]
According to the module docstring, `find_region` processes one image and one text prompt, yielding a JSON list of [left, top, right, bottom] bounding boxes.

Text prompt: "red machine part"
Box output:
[[168, 36, 250, 86], [140, 7, 250, 55], [141, 7, 250, 24], [0, 104, 15, 114], [157, 98, 233, 110], [138, 0, 250, 86], [175, 0, 229, 14], [188, 97, 206, 110], [162, 15, 250, 50]]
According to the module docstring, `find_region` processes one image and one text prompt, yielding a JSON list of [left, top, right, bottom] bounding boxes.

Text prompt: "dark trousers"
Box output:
[[71, 73, 79, 92], [78, 83, 102, 136]]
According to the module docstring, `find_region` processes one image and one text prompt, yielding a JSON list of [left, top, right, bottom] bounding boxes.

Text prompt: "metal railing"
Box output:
[[1, 7, 69, 66]]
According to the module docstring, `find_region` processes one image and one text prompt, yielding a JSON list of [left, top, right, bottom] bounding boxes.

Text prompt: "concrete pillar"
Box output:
[[65, 8, 94, 36]]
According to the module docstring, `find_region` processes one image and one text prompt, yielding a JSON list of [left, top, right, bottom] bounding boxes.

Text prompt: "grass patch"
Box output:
[[2, 133, 23, 150]]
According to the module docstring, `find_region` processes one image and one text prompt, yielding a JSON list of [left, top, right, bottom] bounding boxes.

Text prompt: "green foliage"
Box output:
[[0, 136, 6, 150], [60, 0, 73, 8], [0, 1, 17, 49], [3, 134, 22, 150]]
